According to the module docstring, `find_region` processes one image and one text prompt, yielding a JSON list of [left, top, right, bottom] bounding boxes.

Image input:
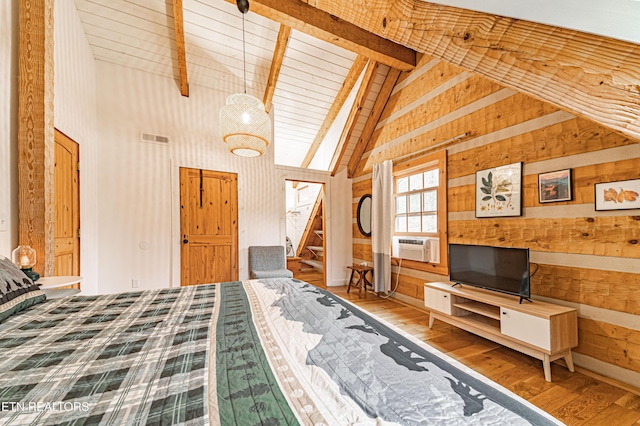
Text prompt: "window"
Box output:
[[394, 167, 439, 235], [392, 150, 448, 272]]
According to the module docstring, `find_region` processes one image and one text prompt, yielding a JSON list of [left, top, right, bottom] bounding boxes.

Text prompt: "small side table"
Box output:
[[347, 265, 374, 297], [38, 276, 82, 299]]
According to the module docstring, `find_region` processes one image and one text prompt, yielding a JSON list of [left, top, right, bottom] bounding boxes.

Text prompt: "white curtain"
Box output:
[[372, 160, 393, 292]]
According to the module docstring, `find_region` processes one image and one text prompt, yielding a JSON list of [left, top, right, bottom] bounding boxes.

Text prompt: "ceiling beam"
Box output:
[[172, 0, 189, 97], [224, 0, 416, 71], [347, 67, 401, 178], [306, 0, 640, 142], [263, 25, 291, 113], [299, 55, 368, 169], [330, 61, 380, 176]]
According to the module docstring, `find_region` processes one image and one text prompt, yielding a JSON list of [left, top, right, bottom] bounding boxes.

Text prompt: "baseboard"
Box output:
[[329, 279, 348, 287]]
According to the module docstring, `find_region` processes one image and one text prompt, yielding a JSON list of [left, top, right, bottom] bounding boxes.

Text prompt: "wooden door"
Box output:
[[180, 168, 238, 285], [54, 130, 80, 276]]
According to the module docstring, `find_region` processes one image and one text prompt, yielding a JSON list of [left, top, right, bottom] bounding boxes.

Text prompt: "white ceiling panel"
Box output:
[[75, 0, 384, 171]]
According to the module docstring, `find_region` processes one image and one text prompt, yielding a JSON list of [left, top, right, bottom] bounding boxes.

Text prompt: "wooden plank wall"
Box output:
[[351, 54, 640, 381]]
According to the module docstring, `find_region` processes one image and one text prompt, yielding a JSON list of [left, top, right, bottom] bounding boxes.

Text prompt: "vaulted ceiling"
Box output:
[[73, 0, 408, 171], [74, 0, 640, 173]]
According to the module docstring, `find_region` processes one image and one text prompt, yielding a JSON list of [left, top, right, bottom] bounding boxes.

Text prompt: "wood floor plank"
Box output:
[[318, 284, 640, 424], [583, 403, 640, 426]]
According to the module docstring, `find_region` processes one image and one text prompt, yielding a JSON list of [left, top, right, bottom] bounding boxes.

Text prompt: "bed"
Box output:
[[0, 273, 562, 425]]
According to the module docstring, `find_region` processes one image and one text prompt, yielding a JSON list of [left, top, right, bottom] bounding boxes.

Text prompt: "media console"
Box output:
[[424, 282, 578, 382]]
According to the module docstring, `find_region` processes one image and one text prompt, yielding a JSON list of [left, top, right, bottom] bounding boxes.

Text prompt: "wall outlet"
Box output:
[[132, 279, 140, 288]]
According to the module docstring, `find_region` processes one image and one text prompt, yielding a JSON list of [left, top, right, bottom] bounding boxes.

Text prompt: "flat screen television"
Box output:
[[449, 244, 531, 302]]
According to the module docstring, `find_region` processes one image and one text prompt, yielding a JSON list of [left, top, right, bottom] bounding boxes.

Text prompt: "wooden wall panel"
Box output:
[[531, 265, 640, 316], [448, 118, 637, 180], [380, 60, 466, 121], [352, 179, 372, 199], [351, 51, 640, 386], [373, 75, 502, 145], [576, 318, 640, 375], [366, 93, 559, 167], [449, 217, 640, 258], [393, 274, 427, 301], [449, 157, 640, 212]]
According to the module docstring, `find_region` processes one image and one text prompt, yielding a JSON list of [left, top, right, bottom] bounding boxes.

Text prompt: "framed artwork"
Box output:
[[594, 179, 640, 211], [476, 162, 522, 218], [538, 169, 572, 203]]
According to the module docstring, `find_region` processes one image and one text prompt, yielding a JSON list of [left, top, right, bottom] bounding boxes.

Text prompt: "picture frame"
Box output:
[[475, 162, 522, 218], [594, 178, 640, 211], [538, 169, 572, 203]]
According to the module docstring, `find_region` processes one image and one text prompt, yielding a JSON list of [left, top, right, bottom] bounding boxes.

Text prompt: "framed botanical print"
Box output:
[[594, 179, 640, 211], [476, 162, 522, 218]]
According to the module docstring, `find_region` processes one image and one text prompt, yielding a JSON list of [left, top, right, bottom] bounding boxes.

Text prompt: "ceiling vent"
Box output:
[[140, 132, 170, 145]]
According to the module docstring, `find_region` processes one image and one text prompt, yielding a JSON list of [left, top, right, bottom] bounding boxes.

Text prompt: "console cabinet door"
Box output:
[[424, 287, 452, 315], [500, 308, 551, 350]]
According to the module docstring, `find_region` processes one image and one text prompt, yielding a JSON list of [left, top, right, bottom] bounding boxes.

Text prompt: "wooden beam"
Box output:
[[330, 61, 379, 176], [263, 25, 291, 113], [347, 67, 401, 178], [172, 0, 189, 97], [299, 55, 368, 169], [224, 0, 415, 71], [306, 0, 640, 142], [18, 0, 55, 276]]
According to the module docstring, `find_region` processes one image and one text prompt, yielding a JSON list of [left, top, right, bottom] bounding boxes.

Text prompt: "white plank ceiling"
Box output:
[[74, 0, 381, 170]]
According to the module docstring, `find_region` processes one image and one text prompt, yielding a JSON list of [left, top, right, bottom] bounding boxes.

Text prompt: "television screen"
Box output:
[[449, 244, 530, 299]]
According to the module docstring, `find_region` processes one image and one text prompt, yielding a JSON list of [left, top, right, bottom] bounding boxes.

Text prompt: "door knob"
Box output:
[[183, 239, 189, 244]]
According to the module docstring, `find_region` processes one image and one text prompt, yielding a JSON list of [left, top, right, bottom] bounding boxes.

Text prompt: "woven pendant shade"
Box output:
[[220, 93, 271, 157]]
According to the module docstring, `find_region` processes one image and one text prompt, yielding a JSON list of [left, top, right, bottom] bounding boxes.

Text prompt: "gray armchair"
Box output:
[[248, 246, 294, 279]]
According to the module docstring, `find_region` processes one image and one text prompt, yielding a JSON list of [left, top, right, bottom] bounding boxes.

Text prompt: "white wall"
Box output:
[[95, 62, 275, 293], [0, 0, 18, 257], [276, 165, 353, 287], [95, 61, 353, 293], [54, 0, 99, 294]]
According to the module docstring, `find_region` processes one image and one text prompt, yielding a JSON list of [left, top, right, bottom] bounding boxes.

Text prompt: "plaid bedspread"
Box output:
[[0, 285, 217, 425], [0, 279, 563, 425]]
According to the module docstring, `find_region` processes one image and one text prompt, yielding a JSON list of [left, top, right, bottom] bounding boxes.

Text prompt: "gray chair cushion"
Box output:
[[250, 269, 294, 279], [248, 246, 293, 279]]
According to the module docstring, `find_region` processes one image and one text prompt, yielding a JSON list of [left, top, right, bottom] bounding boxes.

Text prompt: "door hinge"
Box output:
[[77, 161, 80, 171], [77, 229, 81, 238]]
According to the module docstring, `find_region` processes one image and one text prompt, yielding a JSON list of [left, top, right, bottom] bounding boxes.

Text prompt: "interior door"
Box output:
[[180, 168, 238, 285], [54, 129, 80, 277]]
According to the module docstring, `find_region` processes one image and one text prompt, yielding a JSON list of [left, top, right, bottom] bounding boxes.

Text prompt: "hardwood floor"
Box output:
[[320, 284, 640, 426]]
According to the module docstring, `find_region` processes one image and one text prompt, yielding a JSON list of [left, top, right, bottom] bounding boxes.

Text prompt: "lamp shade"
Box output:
[[220, 93, 271, 157], [11, 245, 36, 269]]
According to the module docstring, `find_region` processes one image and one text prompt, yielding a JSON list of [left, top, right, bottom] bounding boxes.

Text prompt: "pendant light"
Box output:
[[219, 0, 271, 157]]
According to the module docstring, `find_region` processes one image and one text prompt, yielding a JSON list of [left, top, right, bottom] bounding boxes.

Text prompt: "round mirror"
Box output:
[[357, 194, 372, 237]]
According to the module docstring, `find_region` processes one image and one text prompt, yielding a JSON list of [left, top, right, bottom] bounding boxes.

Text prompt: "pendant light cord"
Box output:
[[242, 13, 247, 94]]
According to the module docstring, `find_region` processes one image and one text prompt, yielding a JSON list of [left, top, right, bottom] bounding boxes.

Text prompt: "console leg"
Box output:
[[428, 314, 435, 329], [543, 354, 552, 382], [564, 351, 575, 372]]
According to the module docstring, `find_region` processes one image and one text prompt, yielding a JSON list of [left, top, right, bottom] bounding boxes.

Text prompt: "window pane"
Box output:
[[409, 193, 421, 213], [395, 196, 406, 214], [409, 173, 423, 191], [424, 169, 439, 188], [408, 215, 421, 232], [395, 215, 407, 232], [422, 214, 437, 233], [423, 190, 437, 212], [397, 177, 408, 193]]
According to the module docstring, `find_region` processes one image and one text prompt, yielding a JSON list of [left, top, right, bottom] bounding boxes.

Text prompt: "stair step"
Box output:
[[301, 259, 323, 271], [307, 245, 323, 251]]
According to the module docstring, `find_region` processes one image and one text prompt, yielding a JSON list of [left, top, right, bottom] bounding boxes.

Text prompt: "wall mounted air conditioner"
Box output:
[[392, 236, 440, 263]]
